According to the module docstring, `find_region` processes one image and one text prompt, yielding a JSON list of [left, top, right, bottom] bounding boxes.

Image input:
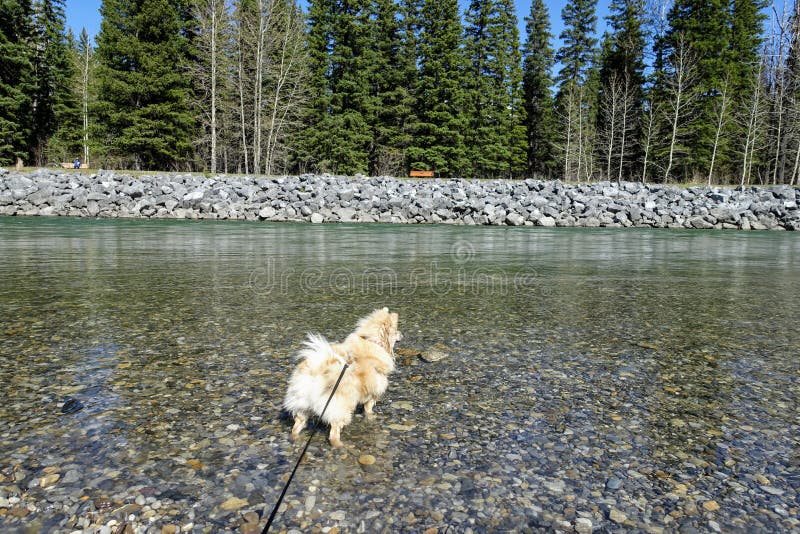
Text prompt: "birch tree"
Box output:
[[193, 0, 230, 173], [640, 97, 659, 182], [707, 75, 730, 184], [660, 33, 698, 182]]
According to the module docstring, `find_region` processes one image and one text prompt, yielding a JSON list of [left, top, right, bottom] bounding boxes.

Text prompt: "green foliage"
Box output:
[[45, 27, 85, 164], [463, 0, 527, 177], [597, 0, 646, 178], [555, 0, 598, 87], [0, 0, 34, 165], [407, 0, 469, 177], [94, 0, 196, 170], [521, 0, 557, 176], [662, 0, 733, 177]]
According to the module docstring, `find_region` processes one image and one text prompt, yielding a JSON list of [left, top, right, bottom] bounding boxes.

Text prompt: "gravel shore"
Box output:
[[1, 168, 798, 229]]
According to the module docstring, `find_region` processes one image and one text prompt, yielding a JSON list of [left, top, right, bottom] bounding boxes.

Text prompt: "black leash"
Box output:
[[263, 362, 349, 533]]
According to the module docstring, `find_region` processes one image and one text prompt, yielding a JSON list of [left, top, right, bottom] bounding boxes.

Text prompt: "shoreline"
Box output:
[[1, 168, 798, 230]]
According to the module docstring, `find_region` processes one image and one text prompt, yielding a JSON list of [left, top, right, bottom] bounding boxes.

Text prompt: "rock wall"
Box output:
[[1, 168, 798, 230]]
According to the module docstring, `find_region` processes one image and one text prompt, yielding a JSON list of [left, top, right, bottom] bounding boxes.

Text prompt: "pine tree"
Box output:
[[94, 0, 196, 170], [29, 0, 77, 165], [292, 0, 334, 172], [555, 0, 598, 86], [408, 0, 469, 177], [555, 0, 599, 180], [729, 0, 767, 181], [364, 0, 416, 176], [597, 0, 646, 181], [664, 0, 732, 177], [0, 0, 34, 165], [45, 27, 84, 164], [521, 0, 557, 176], [463, 0, 526, 178], [294, 0, 372, 175]]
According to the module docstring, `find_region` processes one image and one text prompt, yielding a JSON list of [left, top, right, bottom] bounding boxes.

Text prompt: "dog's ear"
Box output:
[[390, 312, 398, 325], [382, 306, 389, 313]]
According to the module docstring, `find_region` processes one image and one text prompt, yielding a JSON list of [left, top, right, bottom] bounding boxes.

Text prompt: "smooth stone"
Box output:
[[220, 497, 249, 511], [575, 518, 593, 534], [609, 508, 627, 524], [330, 510, 346, 521], [358, 454, 376, 466], [310, 213, 324, 224]]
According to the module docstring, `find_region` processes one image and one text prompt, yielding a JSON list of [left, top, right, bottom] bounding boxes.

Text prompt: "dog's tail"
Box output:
[[297, 333, 348, 370]]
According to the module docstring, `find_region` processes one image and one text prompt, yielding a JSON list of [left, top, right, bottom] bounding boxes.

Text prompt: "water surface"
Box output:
[[0, 218, 798, 532]]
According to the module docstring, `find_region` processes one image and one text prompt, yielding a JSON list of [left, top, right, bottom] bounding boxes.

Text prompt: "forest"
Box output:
[[0, 0, 798, 184]]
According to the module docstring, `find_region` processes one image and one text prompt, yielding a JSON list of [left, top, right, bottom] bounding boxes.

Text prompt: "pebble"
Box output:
[[220, 497, 249, 511], [330, 510, 346, 521], [609, 509, 627, 524], [575, 517, 593, 533], [703, 500, 720, 512], [358, 454, 376, 466], [760, 485, 785, 496]]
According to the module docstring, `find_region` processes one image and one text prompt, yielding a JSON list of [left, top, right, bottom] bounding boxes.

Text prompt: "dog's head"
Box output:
[[356, 307, 402, 355]]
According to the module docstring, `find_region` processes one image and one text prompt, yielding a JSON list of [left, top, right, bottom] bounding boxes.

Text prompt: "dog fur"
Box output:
[[283, 307, 402, 447]]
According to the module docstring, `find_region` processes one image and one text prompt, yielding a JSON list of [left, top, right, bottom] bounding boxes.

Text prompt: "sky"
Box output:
[[65, 0, 612, 49]]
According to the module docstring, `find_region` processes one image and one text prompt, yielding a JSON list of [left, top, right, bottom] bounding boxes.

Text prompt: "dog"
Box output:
[[283, 307, 402, 447]]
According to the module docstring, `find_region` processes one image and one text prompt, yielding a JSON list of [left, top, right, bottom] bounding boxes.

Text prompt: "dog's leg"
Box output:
[[329, 422, 345, 448], [363, 398, 376, 419], [291, 412, 308, 440]]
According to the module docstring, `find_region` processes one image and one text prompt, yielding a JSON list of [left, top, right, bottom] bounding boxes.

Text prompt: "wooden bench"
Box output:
[[409, 170, 434, 178], [61, 162, 89, 169]]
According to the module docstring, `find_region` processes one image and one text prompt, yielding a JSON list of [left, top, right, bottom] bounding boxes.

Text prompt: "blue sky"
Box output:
[[66, 0, 611, 49]]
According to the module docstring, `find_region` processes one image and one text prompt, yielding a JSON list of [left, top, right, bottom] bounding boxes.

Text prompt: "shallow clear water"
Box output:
[[0, 217, 798, 533]]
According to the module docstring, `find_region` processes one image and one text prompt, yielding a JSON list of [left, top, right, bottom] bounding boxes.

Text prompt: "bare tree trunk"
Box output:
[[617, 77, 631, 184], [741, 58, 765, 186], [251, 0, 268, 175], [577, 87, 585, 181], [82, 44, 89, 166], [210, 4, 218, 174], [264, 1, 305, 176], [601, 73, 619, 181], [707, 76, 730, 186], [563, 85, 574, 181], [237, 13, 250, 175], [663, 34, 698, 183], [640, 99, 657, 183]]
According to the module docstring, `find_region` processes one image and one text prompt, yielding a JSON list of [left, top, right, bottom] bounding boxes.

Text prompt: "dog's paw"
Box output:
[[330, 438, 344, 448], [364, 411, 376, 420]]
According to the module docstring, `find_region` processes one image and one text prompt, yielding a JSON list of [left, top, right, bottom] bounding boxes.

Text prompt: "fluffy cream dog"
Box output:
[[283, 307, 402, 447]]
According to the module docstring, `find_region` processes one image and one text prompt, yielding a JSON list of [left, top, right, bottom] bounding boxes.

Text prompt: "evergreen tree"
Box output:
[[597, 0, 646, 180], [728, 0, 767, 179], [463, 0, 526, 177], [94, 0, 196, 170], [664, 0, 732, 177], [46, 28, 85, 163], [364, 0, 416, 176], [408, 0, 469, 177], [292, 0, 334, 172], [521, 0, 557, 176], [555, 0, 598, 86], [555, 0, 599, 180], [29, 0, 77, 165], [295, 0, 372, 175], [0, 0, 33, 165]]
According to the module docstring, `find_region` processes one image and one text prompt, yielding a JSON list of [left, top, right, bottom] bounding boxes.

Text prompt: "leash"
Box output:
[[263, 362, 349, 533]]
